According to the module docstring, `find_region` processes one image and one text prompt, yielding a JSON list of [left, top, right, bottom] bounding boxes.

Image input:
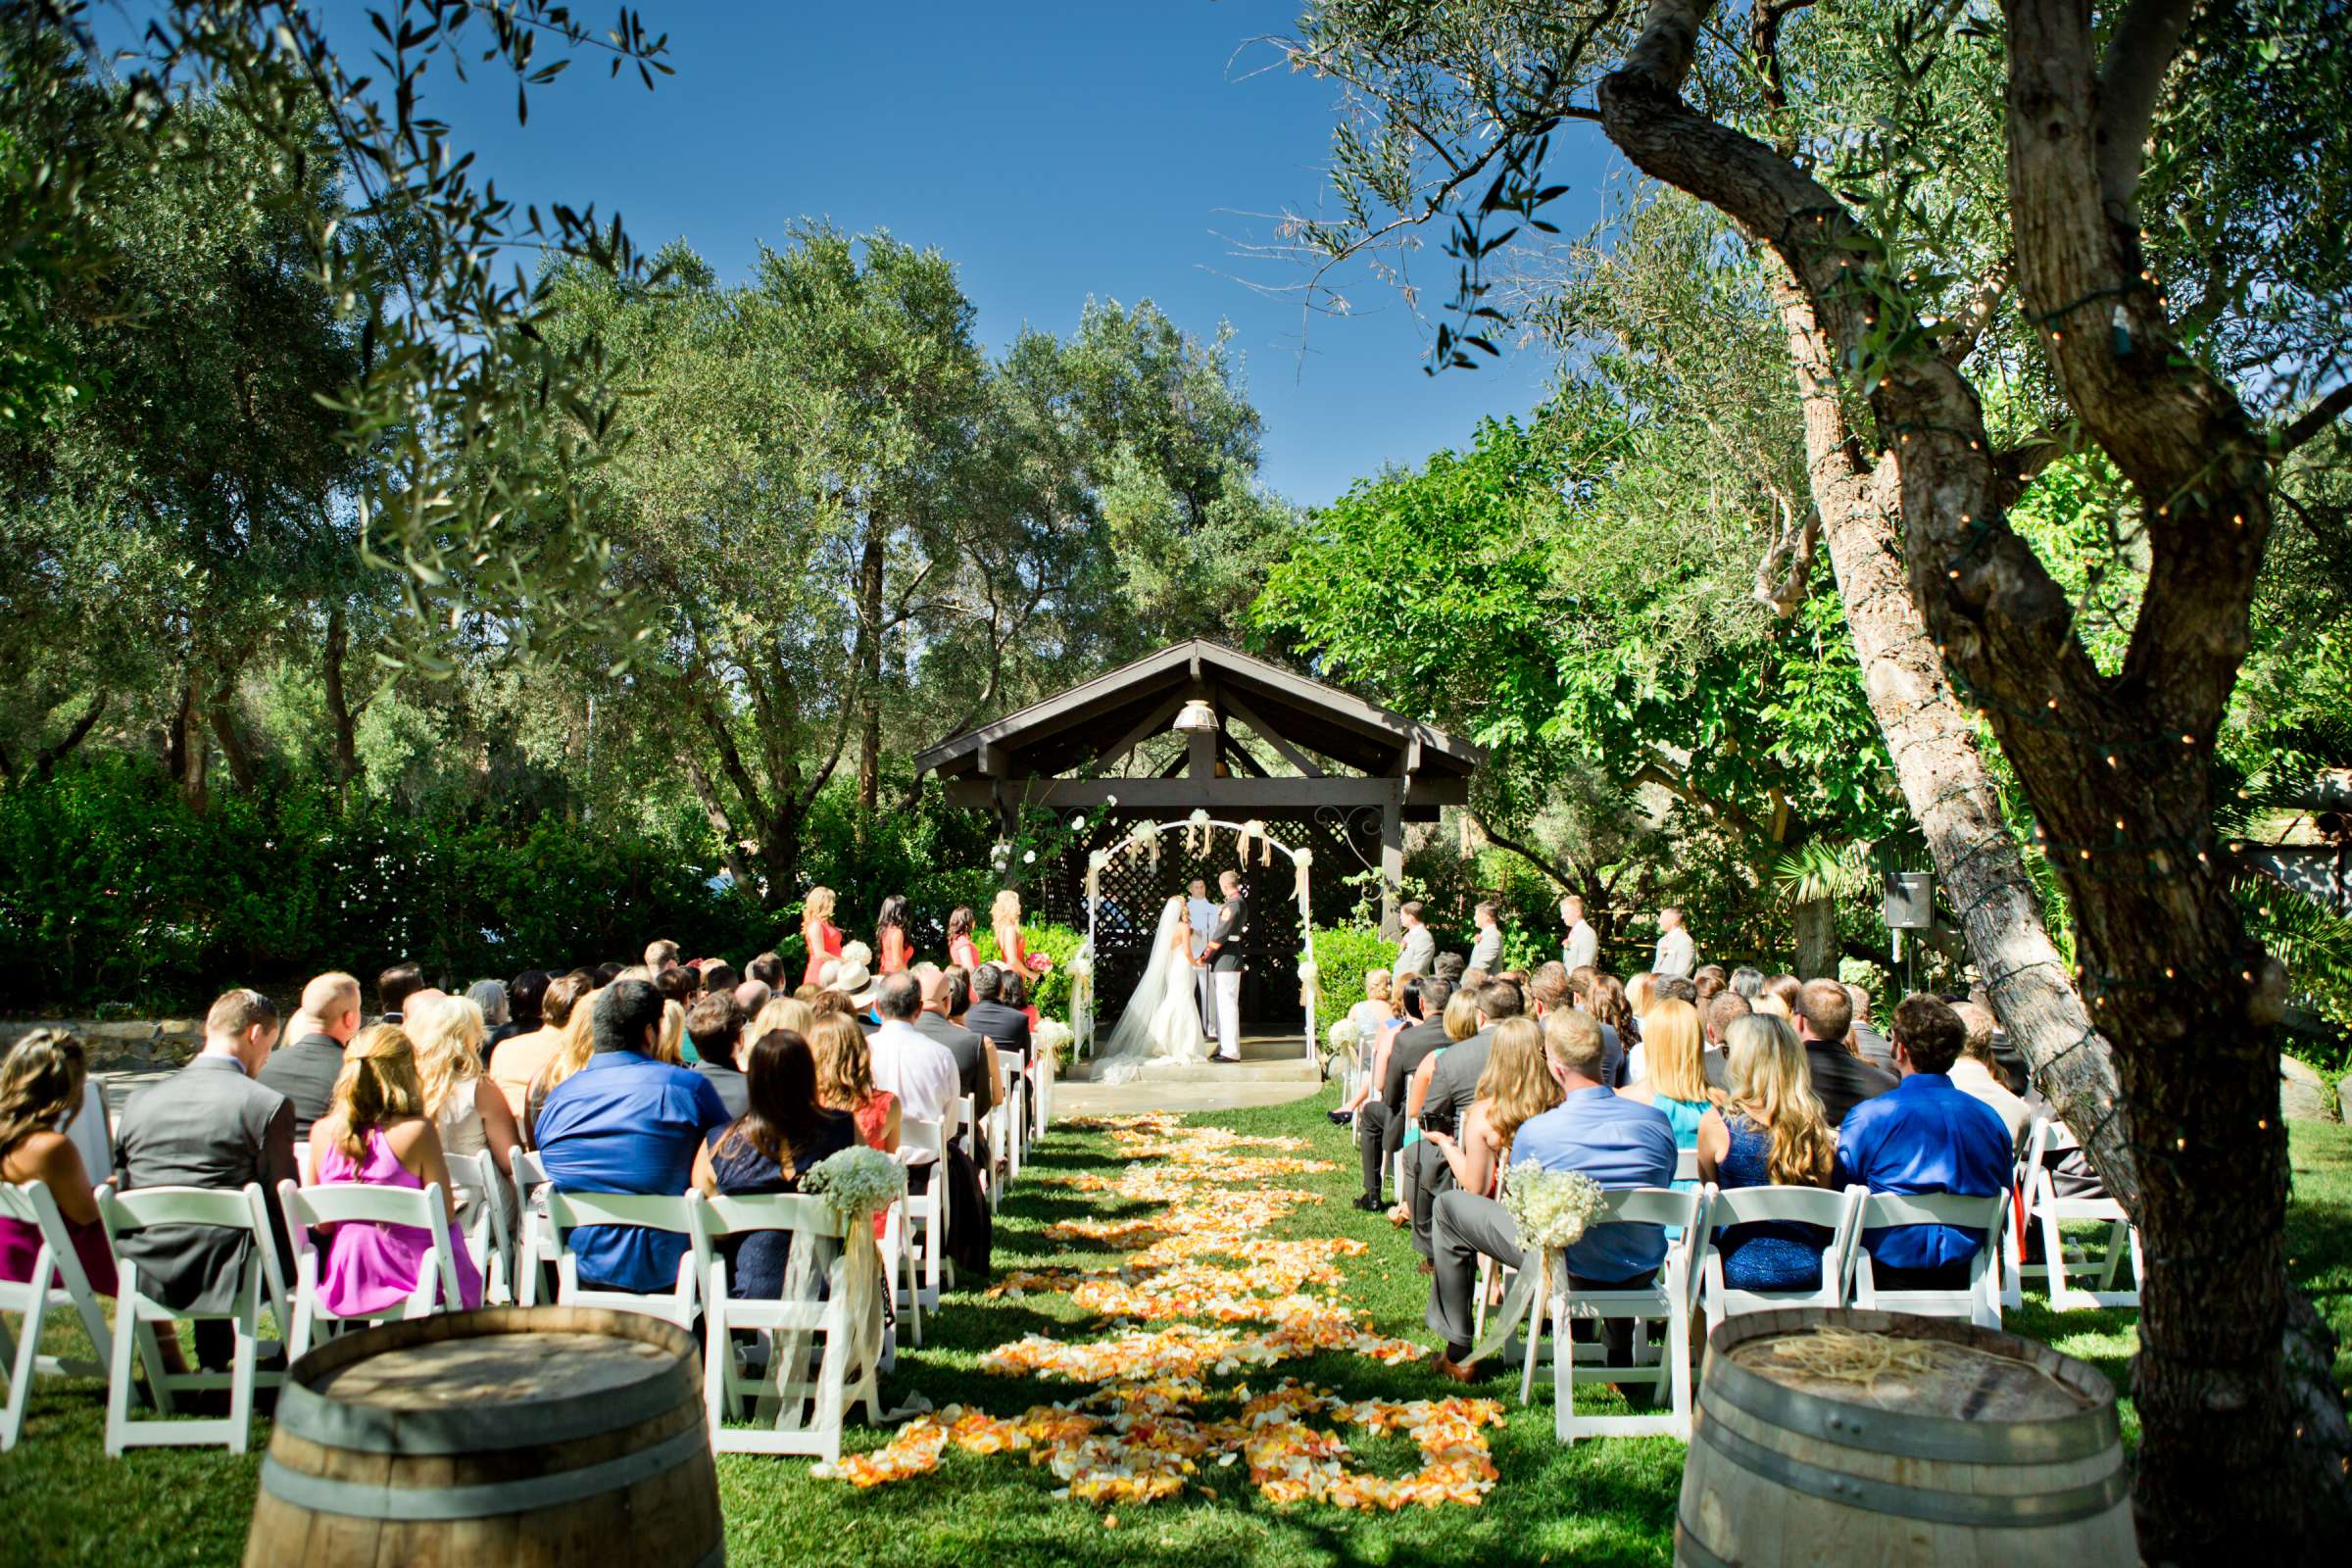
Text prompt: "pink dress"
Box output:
[[803, 920, 843, 987], [312, 1128, 484, 1316], [948, 934, 980, 972]]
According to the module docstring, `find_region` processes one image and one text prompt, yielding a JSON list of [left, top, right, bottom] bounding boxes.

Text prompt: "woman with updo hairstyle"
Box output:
[[309, 1025, 484, 1314]]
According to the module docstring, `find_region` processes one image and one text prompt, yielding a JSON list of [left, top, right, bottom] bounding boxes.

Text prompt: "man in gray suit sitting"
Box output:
[[113, 988, 299, 1370], [259, 971, 363, 1141], [1409, 979, 1523, 1262]]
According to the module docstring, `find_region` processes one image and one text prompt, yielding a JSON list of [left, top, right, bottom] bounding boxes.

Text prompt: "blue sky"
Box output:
[[282, 0, 1620, 506]]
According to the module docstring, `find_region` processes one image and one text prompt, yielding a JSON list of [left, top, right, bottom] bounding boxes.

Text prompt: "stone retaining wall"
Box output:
[[8, 1019, 203, 1073]]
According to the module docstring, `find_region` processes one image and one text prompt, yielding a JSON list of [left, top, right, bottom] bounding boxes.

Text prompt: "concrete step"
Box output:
[[1065, 1036, 1323, 1084]]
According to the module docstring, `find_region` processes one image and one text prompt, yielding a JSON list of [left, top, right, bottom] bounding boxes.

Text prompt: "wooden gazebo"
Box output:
[[915, 641, 1481, 1027]]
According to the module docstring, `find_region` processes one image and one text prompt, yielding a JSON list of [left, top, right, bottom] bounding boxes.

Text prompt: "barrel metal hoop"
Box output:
[[1706, 1352, 2119, 1465], [275, 1358, 700, 1454], [1695, 1409, 2131, 1528], [259, 1423, 710, 1521], [1672, 1516, 1736, 1568]]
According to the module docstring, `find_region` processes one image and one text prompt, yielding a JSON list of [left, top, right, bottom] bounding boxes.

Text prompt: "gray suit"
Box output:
[[1410, 1027, 1495, 1256], [914, 1011, 994, 1110], [112, 1055, 298, 1315], [1396, 925, 1436, 978], [1468, 926, 1502, 973], [257, 1033, 345, 1142], [1563, 920, 1598, 974]]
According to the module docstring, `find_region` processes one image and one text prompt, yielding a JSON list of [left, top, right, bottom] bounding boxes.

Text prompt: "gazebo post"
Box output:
[[1379, 784, 1404, 940]]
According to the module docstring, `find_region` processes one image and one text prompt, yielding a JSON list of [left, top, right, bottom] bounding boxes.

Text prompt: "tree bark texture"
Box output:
[[1789, 890, 1838, 980], [855, 520, 886, 821], [323, 607, 361, 800], [1597, 0, 2349, 1551]]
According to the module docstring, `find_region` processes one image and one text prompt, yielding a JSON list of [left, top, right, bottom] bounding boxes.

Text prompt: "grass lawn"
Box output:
[[3, 1089, 2348, 1568]]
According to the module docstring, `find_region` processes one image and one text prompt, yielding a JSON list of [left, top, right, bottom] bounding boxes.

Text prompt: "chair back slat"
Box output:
[[1705, 1186, 1852, 1228], [1596, 1185, 1704, 1230], [1859, 1190, 2002, 1229], [899, 1119, 945, 1157], [100, 1185, 264, 1233], [283, 1181, 447, 1230], [546, 1191, 698, 1233], [699, 1193, 849, 1243]]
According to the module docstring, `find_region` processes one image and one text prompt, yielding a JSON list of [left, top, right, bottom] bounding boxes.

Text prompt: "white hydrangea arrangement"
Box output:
[[1032, 1017, 1074, 1066], [1499, 1162, 1607, 1250], [800, 1146, 906, 1219], [1323, 1015, 1362, 1068]]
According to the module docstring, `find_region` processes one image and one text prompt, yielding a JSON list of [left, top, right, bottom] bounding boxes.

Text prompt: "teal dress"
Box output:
[[1654, 1096, 1710, 1238]]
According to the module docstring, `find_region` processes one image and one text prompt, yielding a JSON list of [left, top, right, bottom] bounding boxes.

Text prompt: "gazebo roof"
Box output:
[[915, 639, 1479, 820]]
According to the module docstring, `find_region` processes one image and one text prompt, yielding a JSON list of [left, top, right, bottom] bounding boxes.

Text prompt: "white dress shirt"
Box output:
[[868, 1018, 959, 1162], [1651, 926, 1696, 978], [1949, 1056, 2032, 1148], [1564, 919, 1598, 973]]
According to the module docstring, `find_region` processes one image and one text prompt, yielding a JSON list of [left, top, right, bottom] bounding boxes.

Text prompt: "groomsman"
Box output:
[[1200, 869, 1249, 1063], [1560, 895, 1598, 973], [1651, 906, 1697, 978], [1187, 877, 1218, 1031], [1468, 903, 1503, 973], [1394, 900, 1436, 980]]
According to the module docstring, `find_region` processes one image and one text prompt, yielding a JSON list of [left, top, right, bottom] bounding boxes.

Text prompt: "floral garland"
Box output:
[[817, 1113, 1500, 1510], [1497, 1160, 1606, 1250]]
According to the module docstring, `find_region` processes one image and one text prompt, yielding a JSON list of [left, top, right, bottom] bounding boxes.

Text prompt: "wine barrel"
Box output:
[[1676, 1308, 2133, 1567], [245, 1306, 722, 1567]]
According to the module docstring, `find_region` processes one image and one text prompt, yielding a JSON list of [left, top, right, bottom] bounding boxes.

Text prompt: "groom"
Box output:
[[1197, 869, 1248, 1063]]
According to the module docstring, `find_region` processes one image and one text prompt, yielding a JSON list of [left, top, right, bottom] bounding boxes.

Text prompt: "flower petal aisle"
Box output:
[[815, 1113, 1503, 1511]]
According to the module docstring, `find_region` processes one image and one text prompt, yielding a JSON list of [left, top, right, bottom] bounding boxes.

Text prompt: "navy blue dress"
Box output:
[[1715, 1112, 1832, 1292], [707, 1109, 858, 1299]]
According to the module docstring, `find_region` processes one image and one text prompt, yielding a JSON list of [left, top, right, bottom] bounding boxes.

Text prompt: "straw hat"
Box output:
[[832, 959, 878, 1009]]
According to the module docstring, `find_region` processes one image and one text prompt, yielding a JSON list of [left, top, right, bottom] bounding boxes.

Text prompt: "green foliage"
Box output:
[[1305, 925, 1400, 1020], [977, 923, 1088, 1021]]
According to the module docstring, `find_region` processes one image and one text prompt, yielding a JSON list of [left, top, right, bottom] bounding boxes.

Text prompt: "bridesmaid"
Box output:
[[874, 895, 912, 976], [945, 906, 981, 973], [991, 890, 1052, 1029], [800, 887, 843, 988]]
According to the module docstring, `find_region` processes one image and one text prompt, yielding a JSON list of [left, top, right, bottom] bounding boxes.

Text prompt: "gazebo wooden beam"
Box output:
[[1221, 690, 1326, 779], [942, 776, 1457, 811]]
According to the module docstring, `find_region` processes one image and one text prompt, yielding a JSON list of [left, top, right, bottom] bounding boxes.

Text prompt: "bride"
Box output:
[[1097, 896, 1211, 1082]]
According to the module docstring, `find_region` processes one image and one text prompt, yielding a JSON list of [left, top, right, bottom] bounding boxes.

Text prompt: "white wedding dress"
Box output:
[[1097, 897, 1211, 1084]]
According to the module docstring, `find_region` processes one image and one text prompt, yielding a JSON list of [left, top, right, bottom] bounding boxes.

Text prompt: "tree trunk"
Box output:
[[854, 518, 885, 823], [170, 672, 209, 809], [323, 606, 360, 805], [683, 755, 756, 889], [1789, 890, 1838, 980], [209, 674, 258, 794], [1770, 275, 2136, 1205]]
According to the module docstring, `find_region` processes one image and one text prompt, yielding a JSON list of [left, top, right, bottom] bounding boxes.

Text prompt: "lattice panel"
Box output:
[[1046, 816, 1368, 1027]]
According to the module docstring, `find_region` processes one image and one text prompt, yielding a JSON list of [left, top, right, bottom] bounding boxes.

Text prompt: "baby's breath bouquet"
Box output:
[[1032, 1017, 1074, 1068], [1499, 1162, 1606, 1250], [1323, 1016, 1363, 1072], [801, 1145, 906, 1220]]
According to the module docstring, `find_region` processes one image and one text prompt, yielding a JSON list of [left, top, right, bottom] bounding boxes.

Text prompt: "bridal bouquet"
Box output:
[[1498, 1162, 1607, 1250], [801, 1146, 907, 1220]]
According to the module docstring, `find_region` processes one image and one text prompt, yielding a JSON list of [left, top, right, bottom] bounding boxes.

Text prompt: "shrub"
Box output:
[[980, 922, 1086, 1020], [1306, 925, 1399, 1021]]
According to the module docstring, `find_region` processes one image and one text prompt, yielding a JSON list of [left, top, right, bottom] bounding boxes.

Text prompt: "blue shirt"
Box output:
[[535, 1051, 732, 1293], [1510, 1086, 1679, 1283], [1836, 1073, 2012, 1271]]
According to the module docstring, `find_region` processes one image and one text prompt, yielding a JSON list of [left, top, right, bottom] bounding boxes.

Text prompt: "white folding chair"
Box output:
[[1673, 1147, 1701, 1185], [692, 1193, 884, 1459], [1030, 1047, 1054, 1134], [276, 1179, 468, 1355], [996, 1049, 1027, 1183], [442, 1152, 514, 1304], [1537, 1186, 1709, 1443], [959, 1094, 1007, 1215], [2002, 1119, 2140, 1313], [95, 1182, 288, 1454], [887, 1120, 947, 1315], [508, 1147, 550, 1305], [542, 1190, 701, 1329], [0, 1181, 112, 1449], [1698, 1184, 1866, 1329], [1848, 1189, 2008, 1329]]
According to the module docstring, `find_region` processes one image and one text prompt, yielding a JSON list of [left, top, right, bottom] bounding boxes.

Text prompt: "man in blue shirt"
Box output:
[[1836, 994, 2013, 1289], [535, 979, 732, 1294], [1427, 1009, 1678, 1382]]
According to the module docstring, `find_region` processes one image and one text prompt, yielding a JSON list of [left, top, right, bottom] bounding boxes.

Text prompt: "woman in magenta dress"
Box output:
[[945, 906, 981, 973], [0, 1031, 118, 1289], [874, 894, 912, 976], [801, 886, 843, 988], [306, 1024, 483, 1315]]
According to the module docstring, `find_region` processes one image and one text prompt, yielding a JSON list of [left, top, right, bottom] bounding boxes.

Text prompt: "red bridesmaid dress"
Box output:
[[802, 919, 842, 987], [877, 927, 909, 975]]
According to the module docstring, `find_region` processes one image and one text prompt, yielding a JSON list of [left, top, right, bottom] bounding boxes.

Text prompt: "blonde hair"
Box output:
[[1364, 969, 1393, 1004], [0, 1029, 86, 1157], [1625, 973, 1658, 1018], [320, 1025, 427, 1163], [406, 996, 484, 1120], [754, 997, 815, 1041], [808, 1012, 877, 1112], [652, 1000, 686, 1065], [535, 994, 600, 1100], [803, 887, 836, 925], [1443, 991, 1482, 1042], [1751, 993, 1792, 1019], [1640, 998, 1712, 1104], [990, 890, 1022, 931], [1723, 1014, 1836, 1187], [1474, 1017, 1562, 1152]]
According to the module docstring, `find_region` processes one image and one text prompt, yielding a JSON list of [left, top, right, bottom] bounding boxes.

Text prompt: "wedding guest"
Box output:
[[1622, 998, 1712, 1189], [964, 965, 1033, 1063], [651, 1000, 690, 1066], [1694, 1013, 1839, 1291], [1650, 907, 1696, 978], [1407, 982, 1518, 1259], [1353, 976, 1449, 1212], [534, 980, 731, 1293], [405, 995, 519, 1225], [654, 964, 699, 1010], [747, 952, 788, 993], [1427, 1010, 1676, 1382], [1848, 983, 1896, 1073], [306, 1024, 483, 1315], [1837, 995, 2012, 1288], [496, 970, 549, 1054], [376, 961, 426, 1025], [1572, 968, 1634, 1088], [811, 1013, 898, 1156], [875, 895, 912, 975], [1395, 900, 1437, 981], [733, 978, 771, 1017], [914, 964, 1000, 1118], [111, 990, 298, 1369], [644, 939, 681, 973], [1560, 895, 1598, 974], [1623, 973, 1658, 1061], [1467, 903, 1503, 974], [466, 980, 512, 1049], [866, 975, 958, 1192], [1763, 973, 1805, 1015], [1700, 991, 1748, 1091], [592, 961, 625, 989], [687, 993, 751, 1118], [262, 971, 365, 1141], [1419, 1017, 1561, 1203], [1, 1031, 133, 1309], [492, 971, 590, 1120], [1796, 977, 1896, 1125], [1692, 965, 1728, 1007], [753, 995, 816, 1045], [691, 1029, 856, 1298], [945, 906, 981, 972], [1432, 952, 1468, 984], [1946, 1001, 2030, 1147], [801, 888, 843, 988], [1729, 966, 1765, 1002]]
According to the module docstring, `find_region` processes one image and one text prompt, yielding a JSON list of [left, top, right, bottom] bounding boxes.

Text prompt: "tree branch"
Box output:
[[1937, 251, 2014, 367], [2278, 383, 2352, 456], [2094, 0, 2198, 220]]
